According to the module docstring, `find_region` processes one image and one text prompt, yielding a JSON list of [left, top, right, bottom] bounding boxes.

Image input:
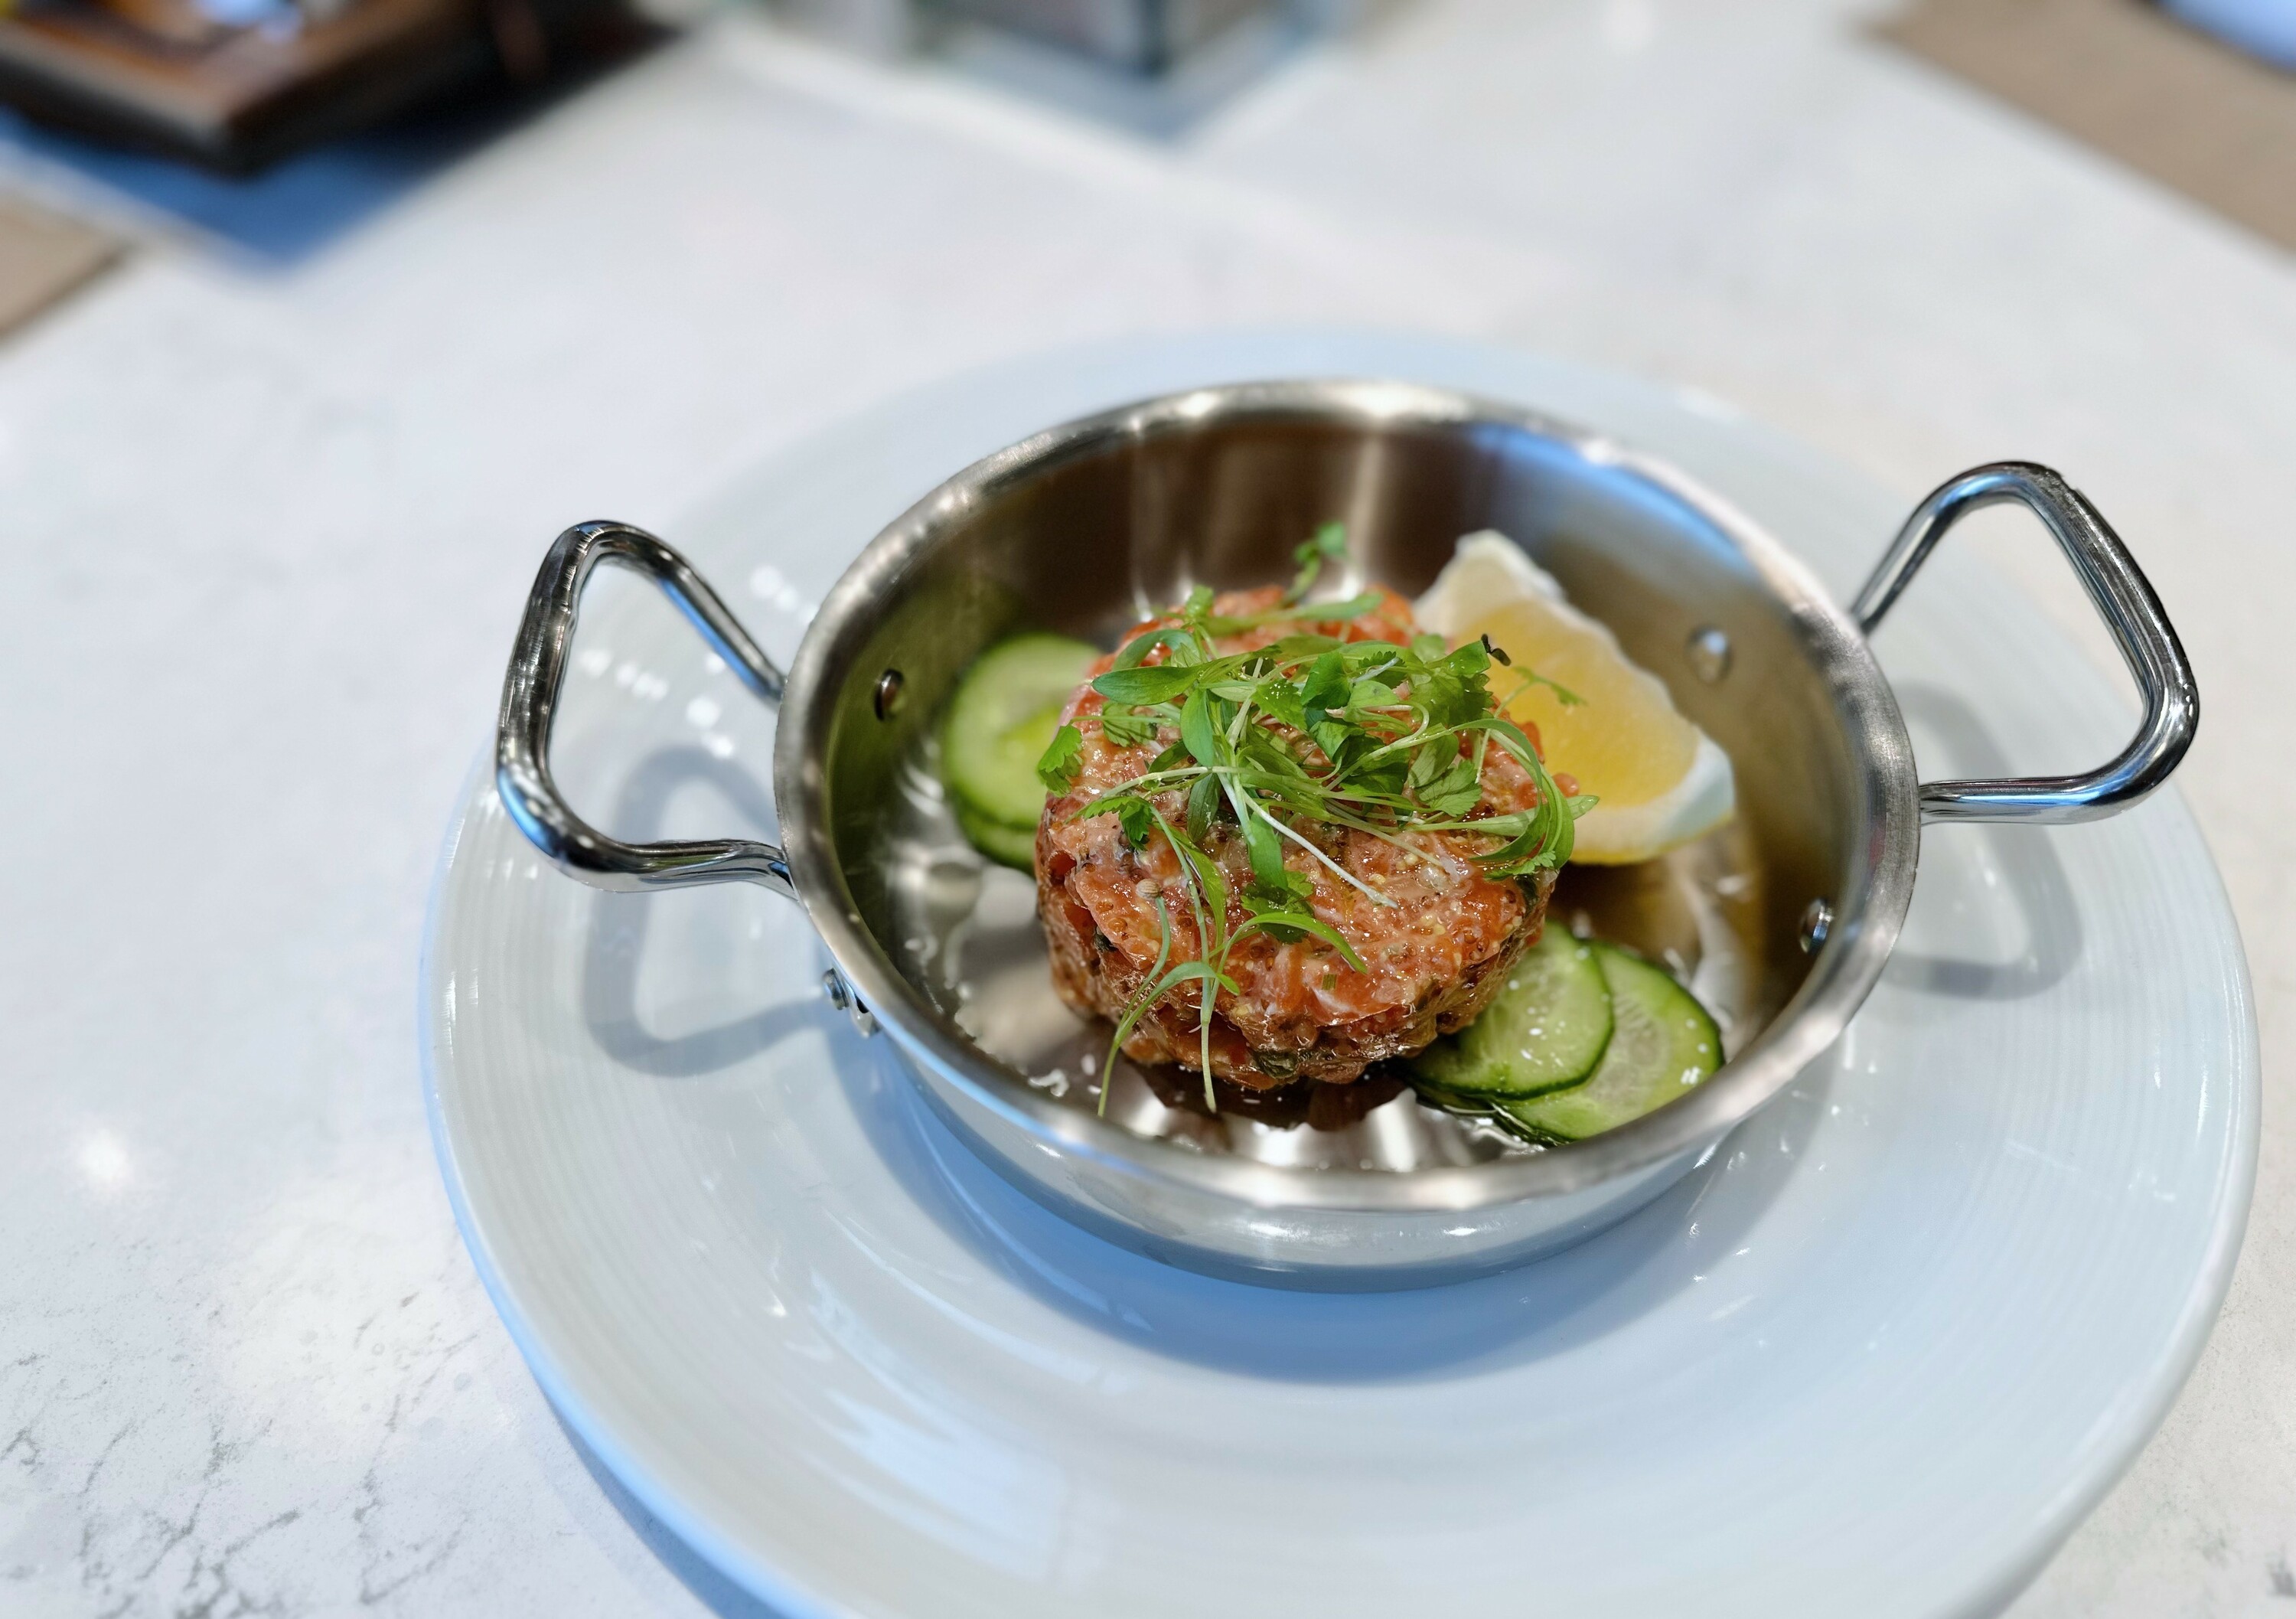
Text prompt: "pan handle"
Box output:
[[495, 521, 796, 898], [1853, 462, 2197, 825]]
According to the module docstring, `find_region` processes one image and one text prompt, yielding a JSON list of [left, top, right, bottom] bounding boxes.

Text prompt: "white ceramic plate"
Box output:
[[423, 332, 2258, 1619]]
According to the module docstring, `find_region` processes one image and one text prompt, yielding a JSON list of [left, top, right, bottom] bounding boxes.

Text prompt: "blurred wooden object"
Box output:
[[0, 191, 120, 336], [1877, 0, 2296, 251], [0, 0, 638, 169]]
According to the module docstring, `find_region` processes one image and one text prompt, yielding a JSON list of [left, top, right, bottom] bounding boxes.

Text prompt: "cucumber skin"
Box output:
[[940, 634, 1098, 833], [1502, 943, 1721, 1143], [954, 798, 1039, 873], [1407, 927, 1614, 1100]]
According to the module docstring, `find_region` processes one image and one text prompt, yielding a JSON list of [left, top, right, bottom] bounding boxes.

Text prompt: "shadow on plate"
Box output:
[[579, 744, 811, 1076], [833, 1015, 1828, 1382], [1890, 681, 2083, 1001], [576, 739, 1833, 1384]]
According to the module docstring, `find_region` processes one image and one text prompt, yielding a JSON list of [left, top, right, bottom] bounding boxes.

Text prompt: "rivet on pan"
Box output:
[[1687, 625, 1733, 684], [872, 668, 906, 721], [820, 968, 879, 1037], [1799, 899, 1834, 955]]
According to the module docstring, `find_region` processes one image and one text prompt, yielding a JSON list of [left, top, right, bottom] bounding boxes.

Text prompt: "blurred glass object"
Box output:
[[930, 0, 1274, 72], [775, 0, 1306, 73], [767, 0, 1365, 135], [2163, 0, 2296, 66]]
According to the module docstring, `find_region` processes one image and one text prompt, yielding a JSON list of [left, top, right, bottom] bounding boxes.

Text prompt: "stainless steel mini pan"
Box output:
[[494, 381, 2196, 1290]]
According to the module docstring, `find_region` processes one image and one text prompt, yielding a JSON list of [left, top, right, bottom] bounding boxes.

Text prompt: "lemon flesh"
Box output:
[[1416, 532, 1734, 865]]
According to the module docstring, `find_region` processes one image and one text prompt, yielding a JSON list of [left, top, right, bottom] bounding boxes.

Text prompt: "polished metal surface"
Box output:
[[1851, 462, 2200, 824], [497, 521, 795, 899], [493, 384, 2194, 1286], [1799, 897, 1833, 955], [770, 378, 1919, 1282], [820, 968, 878, 1038]]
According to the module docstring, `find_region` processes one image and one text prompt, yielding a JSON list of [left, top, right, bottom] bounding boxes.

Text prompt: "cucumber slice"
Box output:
[[940, 632, 1097, 843], [954, 798, 1039, 873], [1502, 943, 1721, 1142], [1408, 927, 1613, 1099], [1411, 1081, 1494, 1118]]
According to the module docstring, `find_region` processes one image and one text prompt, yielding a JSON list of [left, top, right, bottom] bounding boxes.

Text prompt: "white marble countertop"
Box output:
[[1, 2, 2288, 1612]]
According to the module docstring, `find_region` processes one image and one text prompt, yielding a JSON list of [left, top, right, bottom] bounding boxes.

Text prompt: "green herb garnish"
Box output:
[[1035, 723, 1084, 792], [1051, 527, 1593, 1112]]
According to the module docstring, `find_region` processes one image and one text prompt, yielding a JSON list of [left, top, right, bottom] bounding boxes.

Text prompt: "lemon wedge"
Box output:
[[1416, 531, 1734, 865]]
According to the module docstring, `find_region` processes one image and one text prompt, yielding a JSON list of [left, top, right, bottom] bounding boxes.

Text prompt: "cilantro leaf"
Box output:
[[1035, 724, 1083, 792], [1251, 677, 1307, 732], [1300, 650, 1349, 723], [1417, 752, 1483, 818], [1098, 703, 1158, 748]]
